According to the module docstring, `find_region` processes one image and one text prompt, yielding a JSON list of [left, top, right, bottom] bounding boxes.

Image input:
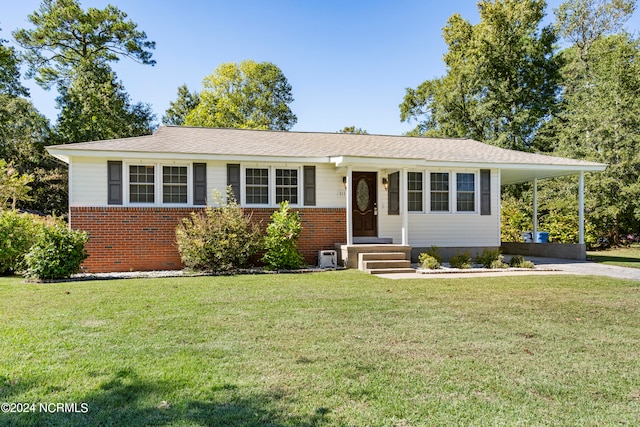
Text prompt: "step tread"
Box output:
[[366, 268, 416, 275], [363, 260, 411, 269]]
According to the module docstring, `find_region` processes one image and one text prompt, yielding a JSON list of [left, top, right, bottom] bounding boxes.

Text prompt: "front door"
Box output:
[[352, 172, 377, 237]]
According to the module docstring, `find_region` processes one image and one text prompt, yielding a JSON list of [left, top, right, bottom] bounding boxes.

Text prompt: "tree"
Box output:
[[400, 0, 560, 151], [554, 0, 635, 62], [0, 160, 34, 210], [549, 34, 640, 244], [338, 126, 368, 134], [162, 84, 200, 126], [185, 60, 297, 130], [55, 62, 155, 143], [0, 29, 28, 97], [13, 0, 155, 90]]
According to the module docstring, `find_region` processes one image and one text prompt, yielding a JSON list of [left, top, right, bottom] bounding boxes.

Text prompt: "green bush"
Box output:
[[424, 246, 442, 264], [418, 253, 441, 270], [0, 210, 45, 275], [176, 189, 263, 272], [25, 223, 88, 280], [509, 255, 535, 269], [476, 248, 507, 269], [261, 201, 305, 270], [449, 251, 472, 269]]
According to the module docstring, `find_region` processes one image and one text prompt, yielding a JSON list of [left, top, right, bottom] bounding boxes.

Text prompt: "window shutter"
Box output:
[[388, 171, 399, 215], [193, 163, 207, 205], [303, 166, 316, 206], [480, 169, 491, 215], [107, 161, 122, 205], [227, 164, 241, 203]]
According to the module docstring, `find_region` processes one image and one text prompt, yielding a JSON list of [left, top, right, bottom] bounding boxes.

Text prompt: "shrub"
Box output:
[[509, 255, 535, 269], [424, 246, 442, 264], [476, 248, 507, 269], [262, 201, 305, 270], [449, 251, 472, 269], [0, 210, 46, 275], [176, 189, 262, 272], [25, 223, 89, 280], [418, 253, 441, 270]]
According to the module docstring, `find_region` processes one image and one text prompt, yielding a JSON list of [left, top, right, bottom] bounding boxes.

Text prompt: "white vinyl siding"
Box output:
[[378, 169, 500, 247]]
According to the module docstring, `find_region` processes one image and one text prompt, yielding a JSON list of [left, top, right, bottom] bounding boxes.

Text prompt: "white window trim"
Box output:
[[123, 161, 193, 207], [427, 169, 452, 214], [396, 168, 480, 215], [454, 170, 479, 214], [407, 170, 425, 214], [241, 164, 302, 208]]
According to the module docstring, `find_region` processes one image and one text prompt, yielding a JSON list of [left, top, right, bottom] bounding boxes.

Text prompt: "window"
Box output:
[[456, 173, 475, 212], [129, 165, 155, 203], [407, 172, 423, 212], [430, 172, 449, 212], [276, 169, 298, 204], [163, 166, 187, 203], [246, 168, 269, 204]]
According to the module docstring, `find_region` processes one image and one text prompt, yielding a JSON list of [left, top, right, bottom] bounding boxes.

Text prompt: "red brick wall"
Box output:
[[70, 206, 346, 273]]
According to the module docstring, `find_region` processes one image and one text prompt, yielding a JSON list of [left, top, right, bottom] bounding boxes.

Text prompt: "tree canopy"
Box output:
[[400, 0, 560, 151], [184, 60, 297, 131], [162, 85, 200, 126], [0, 30, 28, 97], [13, 0, 155, 90], [55, 63, 155, 143]]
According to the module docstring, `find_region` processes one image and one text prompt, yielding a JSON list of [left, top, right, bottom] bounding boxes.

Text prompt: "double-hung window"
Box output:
[[163, 166, 188, 203], [276, 169, 298, 204], [129, 165, 155, 203], [246, 168, 269, 204], [430, 172, 449, 212], [456, 173, 475, 212], [407, 172, 423, 212]]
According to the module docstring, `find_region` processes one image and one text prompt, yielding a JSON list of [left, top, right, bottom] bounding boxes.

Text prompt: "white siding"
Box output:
[[70, 157, 108, 206], [378, 169, 501, 247]]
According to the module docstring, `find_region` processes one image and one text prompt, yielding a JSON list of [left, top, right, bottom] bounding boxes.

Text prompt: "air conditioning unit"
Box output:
[[318, 250, 337, 269]]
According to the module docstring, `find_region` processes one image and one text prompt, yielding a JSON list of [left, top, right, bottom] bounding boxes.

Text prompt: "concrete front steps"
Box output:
[[358, 252, 415, 275]]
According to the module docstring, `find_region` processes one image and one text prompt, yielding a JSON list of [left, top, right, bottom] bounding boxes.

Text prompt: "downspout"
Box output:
[[579, 171, 585, 245], [533, 178, 538, 242], [346, 166, 353, 246]]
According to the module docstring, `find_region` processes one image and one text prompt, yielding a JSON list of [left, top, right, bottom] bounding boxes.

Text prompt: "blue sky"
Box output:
[[2, 0, 639, 136]]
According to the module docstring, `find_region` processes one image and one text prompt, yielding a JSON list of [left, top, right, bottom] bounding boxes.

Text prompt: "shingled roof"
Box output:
[[47, 126, 606, 184]]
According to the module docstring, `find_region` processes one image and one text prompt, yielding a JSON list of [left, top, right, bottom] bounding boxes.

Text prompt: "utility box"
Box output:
[[318, 250, 337, 269]]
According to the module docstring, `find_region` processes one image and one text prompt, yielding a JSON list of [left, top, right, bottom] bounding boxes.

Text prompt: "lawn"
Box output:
[[588, 243, 640, 269], [1, 271, 639, 426]]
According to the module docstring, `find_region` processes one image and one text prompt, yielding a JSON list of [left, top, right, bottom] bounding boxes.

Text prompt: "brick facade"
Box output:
[[70, 207, 346, 273]]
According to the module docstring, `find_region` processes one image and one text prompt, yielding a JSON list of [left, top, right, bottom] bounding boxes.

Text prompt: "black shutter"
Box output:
[[303, 166, 316, 206], [107, 161, 122, 205], [480, 169, 491, 215], [388, 172, 399, 215], [193, 163, 207, 205], [227, 164, 241, 203]]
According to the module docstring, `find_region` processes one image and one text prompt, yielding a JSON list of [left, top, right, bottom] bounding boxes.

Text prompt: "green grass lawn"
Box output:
[[1, 271, 639, 426], [588, 243, 640, 269]]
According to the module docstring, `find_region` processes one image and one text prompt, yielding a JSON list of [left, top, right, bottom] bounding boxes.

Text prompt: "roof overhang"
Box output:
[[47, 148, 607, 185], [331, 156, 607, 184]]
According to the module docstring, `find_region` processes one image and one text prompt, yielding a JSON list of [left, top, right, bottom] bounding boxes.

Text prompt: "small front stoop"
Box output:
[[358, 252, 415, 275]]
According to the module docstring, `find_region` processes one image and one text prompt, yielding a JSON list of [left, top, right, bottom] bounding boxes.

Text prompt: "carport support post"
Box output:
[[346, 166, 353, 246], [401, 168, 409, 246], [579, 171, 585, 245], [533, 178, 538, 242]]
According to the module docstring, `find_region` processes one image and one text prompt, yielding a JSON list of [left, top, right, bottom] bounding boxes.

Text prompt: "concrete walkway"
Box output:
[[375, 256, 640, 281]]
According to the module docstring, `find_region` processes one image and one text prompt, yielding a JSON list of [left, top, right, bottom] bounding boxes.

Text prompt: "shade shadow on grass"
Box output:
[[588, 254, 640, 268], [2, 368, 331, 427]]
